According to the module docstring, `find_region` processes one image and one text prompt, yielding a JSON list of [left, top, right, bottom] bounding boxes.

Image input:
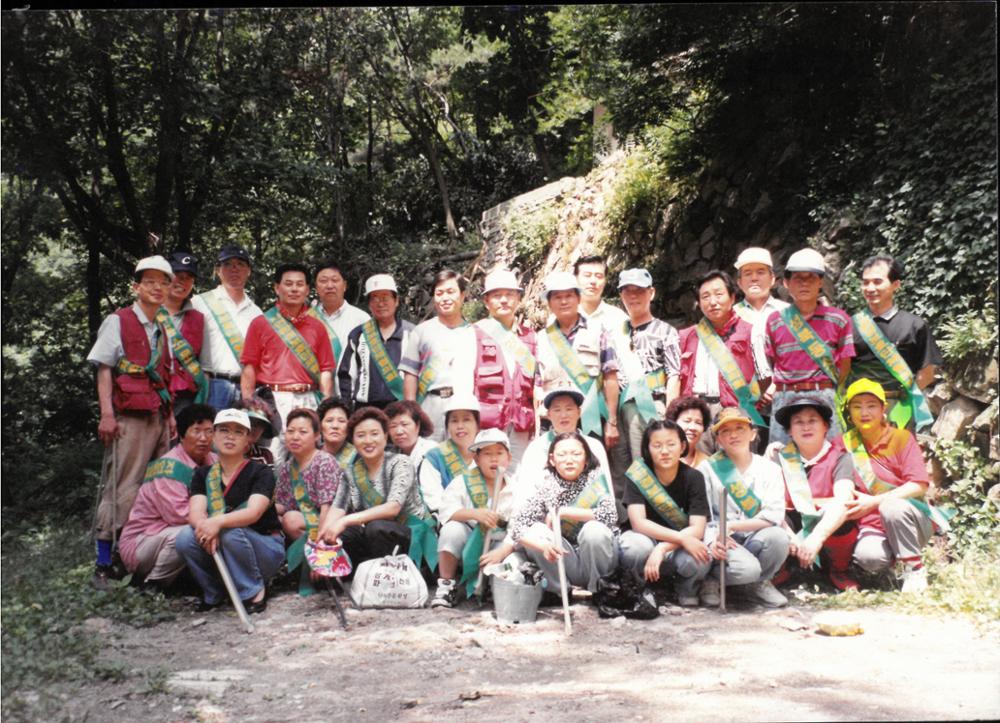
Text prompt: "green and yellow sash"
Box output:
[[198, 291, 244, 363], [707, 451, 762, 518], [695, 318, 765, 426], [618, 320, 667, 423], [458, 468, 502, 595], [285, 458, 322, 595], [624, 459, 689, 530], [424, 439, 469, 488], [143, 456, 194, 488], [115, 326, 171, 407], [777, 442, 821, 540], [205, 461, 249, 517], [476, 318, 537, 377], [546, 323, 604, 437], [560, 472, 610, 540], [263, 307, 322, 389], [157, 307, 209, 403], [852, 311, 934, 431], [362, 319, 404, 400], [307, 306, 344, 370], [780, 306, 846, 427], [352, 457, 438, 571], [416, 352, 446, 403], [334, 442, 357, 469], [843, 430, 955, 531]]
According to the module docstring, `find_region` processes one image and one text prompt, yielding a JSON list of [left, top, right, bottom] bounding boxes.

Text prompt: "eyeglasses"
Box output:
[[216, 426, 248, 438], [187, 428, 214, 439], [138, 279, 170, 289]]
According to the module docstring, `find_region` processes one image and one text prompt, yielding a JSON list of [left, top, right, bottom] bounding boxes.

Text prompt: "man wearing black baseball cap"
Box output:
[[191, 245, 262, 410], [160, 251, 209, 417]]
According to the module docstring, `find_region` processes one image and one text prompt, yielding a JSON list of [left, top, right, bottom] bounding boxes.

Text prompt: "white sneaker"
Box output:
[[901, 566, 928, 594], [700, 578, 721, 607], [431, 579, 458, 608], [750, 579, 788, 607]]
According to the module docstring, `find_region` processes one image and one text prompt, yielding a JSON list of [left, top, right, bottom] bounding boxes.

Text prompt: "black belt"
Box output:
[[427, 387, 454, 398], [207, 371, 241, 383]]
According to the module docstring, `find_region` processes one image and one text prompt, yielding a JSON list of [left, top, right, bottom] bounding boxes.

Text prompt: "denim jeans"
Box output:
[[619, 530, 712, 598], [176, 525, 284, 605], [206, 378, 240, 412]]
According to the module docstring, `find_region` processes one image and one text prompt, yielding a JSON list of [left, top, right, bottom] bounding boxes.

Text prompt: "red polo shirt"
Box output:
[[241, 306, 335, 386]]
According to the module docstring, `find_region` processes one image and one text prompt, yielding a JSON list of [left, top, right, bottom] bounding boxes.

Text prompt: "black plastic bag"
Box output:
[[594, 569, 659, 620]]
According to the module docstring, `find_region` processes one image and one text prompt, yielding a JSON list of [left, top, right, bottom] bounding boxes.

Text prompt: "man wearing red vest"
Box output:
[[87, 255, 176, 589], [678, 270, 765, 452], [161, 251, 208, 418], [472, 268, 538, 471]]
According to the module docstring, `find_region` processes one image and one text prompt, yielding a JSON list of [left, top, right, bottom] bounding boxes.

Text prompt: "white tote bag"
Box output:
[[349, 549, 429, 609]]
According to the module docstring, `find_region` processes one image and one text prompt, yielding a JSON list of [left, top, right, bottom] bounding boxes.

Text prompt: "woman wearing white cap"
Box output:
[[419, 394, 481, 517], [432, 428, 518, 608], [175, 408, 284, 614], [337, 274, 415, 410]]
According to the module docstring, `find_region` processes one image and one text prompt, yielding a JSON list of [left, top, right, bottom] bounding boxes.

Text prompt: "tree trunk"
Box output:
[[424, 137, 458, 239]]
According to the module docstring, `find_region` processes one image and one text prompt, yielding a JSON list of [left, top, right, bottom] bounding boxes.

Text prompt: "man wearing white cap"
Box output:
[[613, 268, 681, 469], [400, 269, 477, 441], [191, 245, 263, 410], [763, 248, 855, 445], [310, 259, 370, 393], [338, 274, 414, 409], [535, 270, 620, 449], [733, 247, 788, 382], [471, 268, 538, 471], [87, 255, 177, 589]]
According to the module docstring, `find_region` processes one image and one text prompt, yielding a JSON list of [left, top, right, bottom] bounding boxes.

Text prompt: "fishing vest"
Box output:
[[113, 307, 172, 413], [169, 309, 205, 395], [472, 322, 537, 432], [678, 316, 756, 406]]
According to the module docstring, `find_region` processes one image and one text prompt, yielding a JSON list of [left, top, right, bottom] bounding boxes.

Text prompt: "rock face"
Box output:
[[932, 397, 985, 442]]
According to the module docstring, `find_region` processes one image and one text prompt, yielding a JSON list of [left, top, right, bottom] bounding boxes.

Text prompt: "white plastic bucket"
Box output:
[[492, 576, 544, 623]]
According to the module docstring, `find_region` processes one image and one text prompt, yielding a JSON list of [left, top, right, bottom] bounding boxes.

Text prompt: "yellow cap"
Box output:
[[711, 406, 754, 433], [844, 378, 887, 406]]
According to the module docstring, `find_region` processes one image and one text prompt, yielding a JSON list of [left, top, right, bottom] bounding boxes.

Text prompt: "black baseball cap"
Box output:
[[167, 251, 199, 277], [217, 245, 251, 265]]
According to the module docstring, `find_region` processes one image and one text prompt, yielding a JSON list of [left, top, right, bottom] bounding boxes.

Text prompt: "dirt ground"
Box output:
[[6, 583, 999, 723]]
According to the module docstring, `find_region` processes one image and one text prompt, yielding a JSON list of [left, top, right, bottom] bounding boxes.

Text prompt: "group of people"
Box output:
[[89, 242, 947, 615]]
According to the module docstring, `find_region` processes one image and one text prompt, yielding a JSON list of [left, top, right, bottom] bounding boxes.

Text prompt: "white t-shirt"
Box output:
[[399, 317, 476, 396], [697, 453, 785, 527], [191, 286, 263, 376]]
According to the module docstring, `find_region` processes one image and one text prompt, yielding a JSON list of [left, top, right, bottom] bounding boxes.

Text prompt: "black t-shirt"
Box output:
[[191, 460, 280, 535], [622, 462, 710, 526], [850, 309, 943, 391]]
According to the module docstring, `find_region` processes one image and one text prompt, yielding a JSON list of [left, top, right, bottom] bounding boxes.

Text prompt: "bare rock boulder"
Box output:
[[931, 397, 984, 441]]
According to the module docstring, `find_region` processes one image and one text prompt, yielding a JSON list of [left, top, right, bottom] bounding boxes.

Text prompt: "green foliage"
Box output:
[[937, 291, 999, 363], [1, 518, 175, 713], [930, 439, 1000, 556], [502, 205, 559, 273]]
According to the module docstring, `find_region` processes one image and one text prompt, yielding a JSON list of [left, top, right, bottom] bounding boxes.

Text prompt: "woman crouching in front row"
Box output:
[[507, 431, 619, 594]]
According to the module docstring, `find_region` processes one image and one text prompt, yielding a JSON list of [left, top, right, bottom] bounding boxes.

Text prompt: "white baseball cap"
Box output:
[[214, 408, 251, 430], [134, 255, 174, 280], [543, 270, 581, 299], [734, 247, 774, 270], [365, 274, 398, 295], [469, 428, 511, 453], [784, 248, 827, 276], [482, 268, 523, 295], [444, 394, 481, 415], [617, 268, 653, 289]]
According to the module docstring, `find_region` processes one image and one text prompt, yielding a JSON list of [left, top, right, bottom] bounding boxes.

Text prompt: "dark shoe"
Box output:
[[195, 600, 222, 612], [244, 597, 267, 615], [91, 565, 115, 591]]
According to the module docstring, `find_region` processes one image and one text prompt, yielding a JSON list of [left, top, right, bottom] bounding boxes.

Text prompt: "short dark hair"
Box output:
[[641, 420, 690, 468], [274, 262, 312, 285], [384, 400, 435, 438], [861, 254, 904, 283], [314, 259, 346, 281], [696, 269, 738, 298], [317, 397, 353, 423], [176, 403, 217, 438], [665, 395, 712, 429], [347, 406, 390, 440], [573, 255, 607, 275], [432, 269, 467, 292], [285, 407, 320, 433], [545, 431, 598, 477]]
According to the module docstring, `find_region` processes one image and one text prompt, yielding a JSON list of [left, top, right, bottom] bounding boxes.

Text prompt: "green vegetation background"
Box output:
[[2, 5, 998, 712]]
